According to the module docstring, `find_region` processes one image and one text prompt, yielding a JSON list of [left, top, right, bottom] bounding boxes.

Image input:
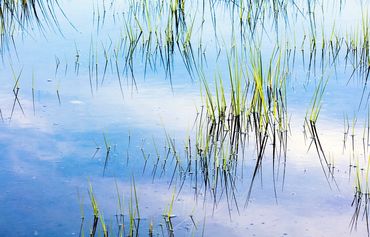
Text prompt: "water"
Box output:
[[1, 0, 370, 236]]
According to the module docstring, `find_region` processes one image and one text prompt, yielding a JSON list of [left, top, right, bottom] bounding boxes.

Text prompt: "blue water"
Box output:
[[1, 0, 370, 236]]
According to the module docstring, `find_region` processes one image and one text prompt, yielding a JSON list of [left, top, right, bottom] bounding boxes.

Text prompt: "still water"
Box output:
[[1, 0, 370, 236]]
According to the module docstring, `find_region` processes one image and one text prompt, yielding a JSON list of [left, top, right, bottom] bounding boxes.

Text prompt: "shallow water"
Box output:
[[1, 0, 370, 236]]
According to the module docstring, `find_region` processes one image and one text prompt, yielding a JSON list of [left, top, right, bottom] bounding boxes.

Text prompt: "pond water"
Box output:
[[1, 0, 370, 236]]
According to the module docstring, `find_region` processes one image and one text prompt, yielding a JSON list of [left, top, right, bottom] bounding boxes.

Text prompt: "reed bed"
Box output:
[[5, 0, 370, 236]]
